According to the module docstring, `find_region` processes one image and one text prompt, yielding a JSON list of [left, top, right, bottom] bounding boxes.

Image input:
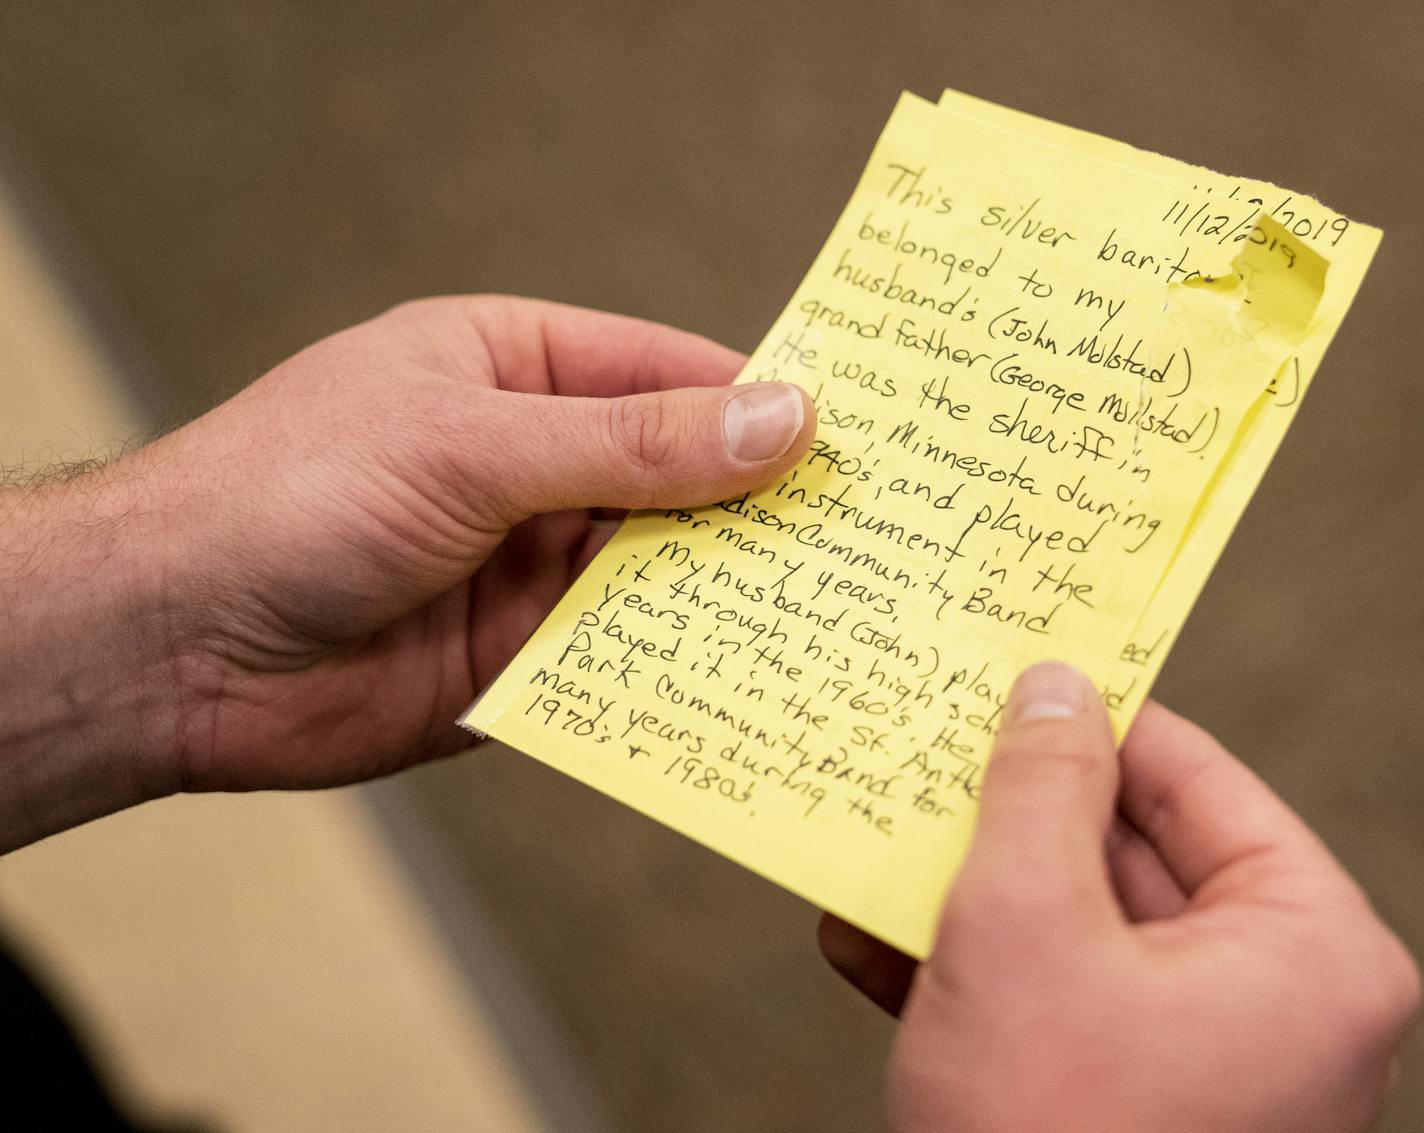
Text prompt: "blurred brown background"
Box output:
[[1, 2, 1421, 1130]]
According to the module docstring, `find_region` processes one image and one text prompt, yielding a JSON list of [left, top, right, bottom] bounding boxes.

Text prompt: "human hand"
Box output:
[[0, 297, 813, 848], [821, 662, 1419, 1133]]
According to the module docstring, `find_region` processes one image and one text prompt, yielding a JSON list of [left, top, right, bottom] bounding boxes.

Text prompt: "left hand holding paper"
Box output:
[[0, 296, 813, 849], [154, 297, 817, 792]]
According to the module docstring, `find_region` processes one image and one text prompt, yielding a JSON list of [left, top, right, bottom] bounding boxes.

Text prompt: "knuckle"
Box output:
[[1136, 746, 1217, 846], [609, 397, 681, 479], [1397, 942, 1423, 1017], [1329, 926, 1423, 1046], [990, 726, 1105, 788], [1042, 739, 1106, 782], [1368, 934, 1422, 1031]]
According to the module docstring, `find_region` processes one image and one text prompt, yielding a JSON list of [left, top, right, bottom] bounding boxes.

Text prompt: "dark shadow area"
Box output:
[[0, 924, 211, 1133]]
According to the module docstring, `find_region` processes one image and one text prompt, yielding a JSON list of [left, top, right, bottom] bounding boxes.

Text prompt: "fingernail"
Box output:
[[723, 383, 804, 462], [1005, 661, 1092, 726]]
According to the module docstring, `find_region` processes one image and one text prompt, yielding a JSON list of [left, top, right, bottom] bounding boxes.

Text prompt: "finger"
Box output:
[[387, 295, 746, 398], [1118, 700, 1345, 900], [1107, 812, 1188, 922], [468, 381, 815, 523], [468, 509, 593, 686], [817, 913, 917, 1017], [948, 661, 1122, 933]]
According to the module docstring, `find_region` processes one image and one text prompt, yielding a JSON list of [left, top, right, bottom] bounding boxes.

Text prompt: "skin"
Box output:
[[0, 295, 813, 846], [822, 663, 1421, 1132], [1, 296, 1415, 1129]]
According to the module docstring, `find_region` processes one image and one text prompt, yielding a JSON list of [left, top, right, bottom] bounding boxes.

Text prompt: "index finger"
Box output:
[[388, 295, 747, 398], [1119, 700, 1347, 902]]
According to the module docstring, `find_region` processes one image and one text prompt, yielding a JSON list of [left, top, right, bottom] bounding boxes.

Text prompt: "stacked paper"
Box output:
[[463, 90, 1380, 957]]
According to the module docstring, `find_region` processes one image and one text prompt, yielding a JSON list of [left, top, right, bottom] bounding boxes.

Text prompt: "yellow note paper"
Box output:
[[463, 91, 1380, 958]]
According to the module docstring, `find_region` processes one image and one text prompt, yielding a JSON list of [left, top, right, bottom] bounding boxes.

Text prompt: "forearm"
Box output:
[[0, 470, 179, 851]]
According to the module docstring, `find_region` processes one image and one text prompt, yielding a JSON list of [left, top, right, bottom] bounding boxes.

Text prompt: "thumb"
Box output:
[[946, 661, 1122, 937], [473, 381, 814, 521]]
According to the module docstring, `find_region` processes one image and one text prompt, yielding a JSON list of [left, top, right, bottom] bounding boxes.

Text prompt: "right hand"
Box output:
[[823, 662, 1420, 1132]]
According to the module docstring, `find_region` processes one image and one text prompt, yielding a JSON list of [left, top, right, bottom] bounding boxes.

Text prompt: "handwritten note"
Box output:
[[461, 90, 1381, 958]]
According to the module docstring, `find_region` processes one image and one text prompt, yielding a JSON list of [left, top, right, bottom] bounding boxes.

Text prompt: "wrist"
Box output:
[[0, 465, 183, 850]]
